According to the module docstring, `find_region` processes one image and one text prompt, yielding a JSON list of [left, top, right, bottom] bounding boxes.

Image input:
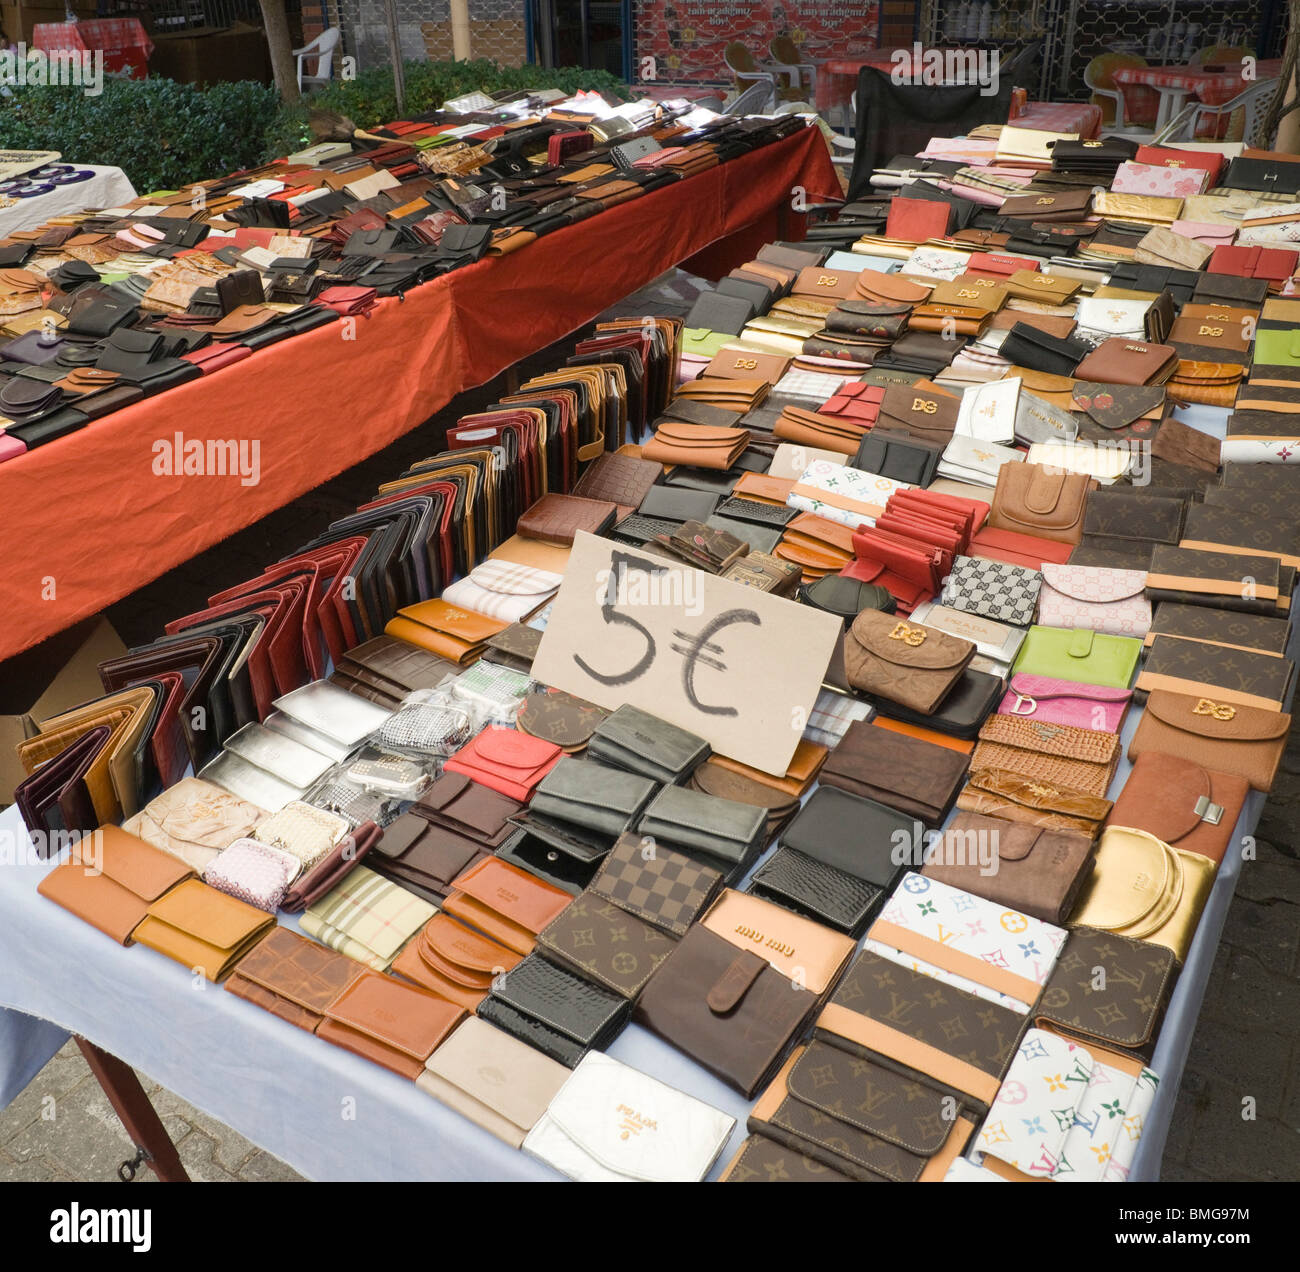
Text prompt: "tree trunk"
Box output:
[[258, 0, 301, 104]]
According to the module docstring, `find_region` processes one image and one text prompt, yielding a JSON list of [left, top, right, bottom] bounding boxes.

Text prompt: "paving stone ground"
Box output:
[[1, 290, 1296, 1182]]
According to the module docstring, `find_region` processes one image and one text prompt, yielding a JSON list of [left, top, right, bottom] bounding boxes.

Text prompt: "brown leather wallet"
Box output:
[[842, 610, 975, 714], [132, 877, 275, 981], [37, 825, 193, 946], [517, 492, 618, 545], [225, 925, 367, 1031], [391, 912, 522, 1009], [316, 970, 465, 1079], [988, 462, 1096, 545], [1074, 337, 1179, 386], [384, 598, 509, 664], [442, 856, 572, 955], [641, 420, 750, 470]]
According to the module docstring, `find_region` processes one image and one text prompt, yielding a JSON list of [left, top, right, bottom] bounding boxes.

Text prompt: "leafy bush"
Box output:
[[0, 60, 631, 191]]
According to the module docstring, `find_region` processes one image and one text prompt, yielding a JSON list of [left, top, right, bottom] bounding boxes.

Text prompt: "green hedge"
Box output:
[[0, 60, 630, 193]]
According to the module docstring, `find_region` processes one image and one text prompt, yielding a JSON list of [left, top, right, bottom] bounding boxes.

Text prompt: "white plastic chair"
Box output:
[[1189, 77, 1281, 147], [294, 26, 341, 92], [830, 90, 857, 176]]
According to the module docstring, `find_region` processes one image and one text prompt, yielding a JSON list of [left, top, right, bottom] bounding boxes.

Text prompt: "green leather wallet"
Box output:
[[1011, 624, 1143, 689]]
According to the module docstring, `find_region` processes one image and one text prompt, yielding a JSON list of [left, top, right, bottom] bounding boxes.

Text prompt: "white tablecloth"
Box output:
[[0, 404, 1287, 1182], [0, 165, 136, 237]]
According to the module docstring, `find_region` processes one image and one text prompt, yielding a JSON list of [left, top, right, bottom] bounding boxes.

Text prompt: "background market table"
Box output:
[[0, 125, 838, 663], [0, 165, 136, 237], [1112, 59, 1284, 132], [31, 19, 154, 78]]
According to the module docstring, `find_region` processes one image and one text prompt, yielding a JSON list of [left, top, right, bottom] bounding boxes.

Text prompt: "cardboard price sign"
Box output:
[[530, 532, 840, 775]]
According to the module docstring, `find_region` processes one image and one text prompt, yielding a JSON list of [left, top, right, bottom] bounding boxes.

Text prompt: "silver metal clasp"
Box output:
[[1194, 795, 1225, 825], [1009, 693, 1038, 715]]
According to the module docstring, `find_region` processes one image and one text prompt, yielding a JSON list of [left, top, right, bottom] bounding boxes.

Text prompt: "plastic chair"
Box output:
[[723, 42, 780, 109], [293, 26, 340, 91], [1191, 76, 1280, 146], [768, 34, 816, 100], [723, 81, 778, 116], [830, 89, 857, 175], [1083, 51, 1148, 129]]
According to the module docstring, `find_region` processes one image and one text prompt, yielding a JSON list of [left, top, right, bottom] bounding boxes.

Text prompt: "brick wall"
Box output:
[[334, 0, 526, 73]]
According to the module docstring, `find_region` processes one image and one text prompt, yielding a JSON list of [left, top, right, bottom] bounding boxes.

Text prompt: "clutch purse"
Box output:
[[523, 1051, 736, 1181], [923, 811, 1096, 924], [939, 554, 1041, 626], [972, 714, 1121, 798], [955, 767, 1113, 837], [1011, 624, 1142, 689], [1128, 690, 1290, 793], [841, 609, 975, 714]]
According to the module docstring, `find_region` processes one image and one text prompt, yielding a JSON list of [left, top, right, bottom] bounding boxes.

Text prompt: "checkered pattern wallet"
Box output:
[[590, 831, 724, 938]]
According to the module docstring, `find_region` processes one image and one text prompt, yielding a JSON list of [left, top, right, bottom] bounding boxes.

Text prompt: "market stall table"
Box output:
[[31, 18, 154, 78], [1112, 58, 1284, 133], [0, 165, 137, 238], [0, 124, 837, 664]]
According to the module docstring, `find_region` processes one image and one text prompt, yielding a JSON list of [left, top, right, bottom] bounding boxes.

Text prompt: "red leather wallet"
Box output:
[[1208, 245, 1298, 286], [845, 525, 947, 612], [818, 382, 886, 423], [442, 727, 562, 801], [886, 197, 952, 242]]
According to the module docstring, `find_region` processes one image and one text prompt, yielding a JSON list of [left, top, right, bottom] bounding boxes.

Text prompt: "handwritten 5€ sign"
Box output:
[[530, 532, 841, 776]]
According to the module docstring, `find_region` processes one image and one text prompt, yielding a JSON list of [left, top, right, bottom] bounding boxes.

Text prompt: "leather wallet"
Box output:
[[443, 855, 573, 955], [1034, 926, 1176, 1062], [589, 831, 723, 937], [480, 951, 630, 1067], [638, 783, 767, 868], [1145, 545, 1283, 617], [988, 462, 1095, 545], [956, 766, 1113, 838], [1012, 623, 1142, 689], [385, 598, 509, 664], [15, 725, 111, 847], [940, 554, 1041, 627], [443, 726, 562, 801], [37, 824, 193, 945], [841, 609, 975, 713], [517, 492, 617, 545], [417, 1015, 570, 1147], [537, 889, 677, 999], [572, 451, 662, 512], [588, 704, 710, 784], [973, 713, 1121, 798], [863, 665, 1003, 740], [390, 911, 521, 1010], [750, 786, 909, 933], [281, 821, 381, 913], [819, 719, 968, 825], [1073, 337, 1178, 386], [1137, 634, 1295, 712], [225, 925, 367, 1032], [642, 420, 749, 470], [1106, 751, 1248, 866], [924, 810, 1096, 924], [528, 755, 658, 838], [368, 811, 491, 906], [317, 969, 465, 1079], [1128, 689, 1290, 793], [132, 877, 275, 981]]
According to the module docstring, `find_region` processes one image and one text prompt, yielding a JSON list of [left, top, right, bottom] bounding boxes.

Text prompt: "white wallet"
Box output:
[[522, 1051, 736, 1182], [938, 434, 1024, 487], [1027, 440, 1133, 483], [440, 560, 562, 624], [1074, 297, 1151, 345], [956, 376, 1020, 442]]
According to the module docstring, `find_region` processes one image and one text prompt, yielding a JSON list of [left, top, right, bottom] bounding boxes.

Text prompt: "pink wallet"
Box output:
[[998, 674, 1132, 733]]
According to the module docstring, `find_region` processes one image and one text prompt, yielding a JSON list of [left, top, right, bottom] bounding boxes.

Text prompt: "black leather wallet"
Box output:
[[527, 756, 658, 838], [999, 322, 1090, 376], [854, 428, 944, 486], [637, 783, 767, 867], [637, 485, 720, 523]]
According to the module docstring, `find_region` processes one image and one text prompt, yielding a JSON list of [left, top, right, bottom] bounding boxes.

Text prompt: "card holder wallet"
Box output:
[[590, 830, 723, 936], [588, 704, 710, 784], [818, 719, 969, 825], [814, 948, 1023, 1105], [956, 766, 1113, 837], [1106, 751, 1248, 867], [841, 609, 975, 714], [132, 877, 275, 982], [480, 951, 631, 1066], [37, 824, 193, 945], [528, 755, 658, 838], [924, 811, 1096, 924], [317, 969, 465, 1079], [749, 786, 909, 933], [748, 1043, 975, 1182], [972, 713, 1121, 798], [940, 554, 1041, 627], [1136, 634, 1295, 712], [988, 462, 1095, 545], [637, 783, 767, 868], [536, 890, 677, 999], [443, 856, 573, 956], [225, 925, 367, 1032]]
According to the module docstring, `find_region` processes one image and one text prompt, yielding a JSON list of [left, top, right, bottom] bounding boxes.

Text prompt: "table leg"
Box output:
[[1155, 88, 1190, 133], [74, 1036, 190, 1182]]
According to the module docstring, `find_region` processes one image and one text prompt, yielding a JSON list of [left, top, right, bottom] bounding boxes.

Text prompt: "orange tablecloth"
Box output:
[[0, 126, 837, 661]]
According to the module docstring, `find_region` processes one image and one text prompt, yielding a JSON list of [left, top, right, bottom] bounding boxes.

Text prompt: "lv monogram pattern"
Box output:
[[725, 1135, 853, 1183], [825, 950, 1023, 1080], [537, 892, 675, 999], [977, 1028, 1159, 1182]]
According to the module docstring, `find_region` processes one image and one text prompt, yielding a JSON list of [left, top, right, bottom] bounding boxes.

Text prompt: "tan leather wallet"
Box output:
[[641, 421, 750, 471], [132, 877, 275, 981], [384, 598, 508, 664]]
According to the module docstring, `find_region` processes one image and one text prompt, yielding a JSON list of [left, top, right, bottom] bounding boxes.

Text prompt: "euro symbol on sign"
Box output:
[[669, 608, 760, 716]]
